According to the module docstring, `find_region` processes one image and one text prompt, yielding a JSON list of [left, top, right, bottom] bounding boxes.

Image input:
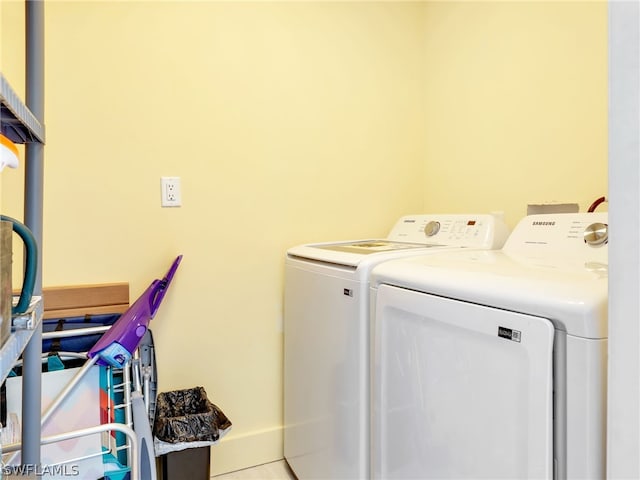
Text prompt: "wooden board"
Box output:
[[38, 283, 129, 319]]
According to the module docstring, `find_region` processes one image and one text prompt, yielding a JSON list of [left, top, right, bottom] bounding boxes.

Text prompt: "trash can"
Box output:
[[153, 386, 232, 480], [157, 447, 211, 480]]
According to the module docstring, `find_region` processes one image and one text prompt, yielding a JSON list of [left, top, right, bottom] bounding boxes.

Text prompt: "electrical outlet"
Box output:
[[161, 176, 182, 207]]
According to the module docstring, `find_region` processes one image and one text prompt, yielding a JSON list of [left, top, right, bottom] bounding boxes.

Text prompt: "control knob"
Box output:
[[424, 221, 441, 237], [583, 222, 608, 246]]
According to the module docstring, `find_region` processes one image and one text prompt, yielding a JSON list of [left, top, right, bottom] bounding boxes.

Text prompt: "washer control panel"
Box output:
[[387, 214, 509, 249]]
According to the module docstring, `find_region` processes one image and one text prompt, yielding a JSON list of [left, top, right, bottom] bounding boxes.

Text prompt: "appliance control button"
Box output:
[[584, 222, 608, 246], [424, 221, 441, 237]]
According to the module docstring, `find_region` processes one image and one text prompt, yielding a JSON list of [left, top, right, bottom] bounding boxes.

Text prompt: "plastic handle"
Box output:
[[149, 255, 182, 317], [1, 215, 38, 314]]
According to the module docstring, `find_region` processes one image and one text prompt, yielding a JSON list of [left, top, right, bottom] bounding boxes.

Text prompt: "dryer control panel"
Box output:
[[387, 214, 509, 249], [504, 213, 609, 253]]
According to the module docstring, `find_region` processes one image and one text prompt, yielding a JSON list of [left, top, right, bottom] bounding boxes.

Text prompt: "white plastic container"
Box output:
[[0, 133, 19, 172]]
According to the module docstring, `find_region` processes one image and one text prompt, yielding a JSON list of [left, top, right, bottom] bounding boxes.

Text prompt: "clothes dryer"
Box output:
[[370, 213, 608, 480], [284, 214, 509, 480]]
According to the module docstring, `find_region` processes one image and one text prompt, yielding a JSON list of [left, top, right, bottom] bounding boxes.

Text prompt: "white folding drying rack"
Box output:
[[2, 323, 148, 480]]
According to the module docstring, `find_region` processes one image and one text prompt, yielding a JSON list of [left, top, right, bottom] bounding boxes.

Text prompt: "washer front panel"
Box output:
[[284, 260, 369, 479]]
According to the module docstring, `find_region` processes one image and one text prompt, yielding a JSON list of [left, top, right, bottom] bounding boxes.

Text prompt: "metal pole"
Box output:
[[22, 0, 45, 466]]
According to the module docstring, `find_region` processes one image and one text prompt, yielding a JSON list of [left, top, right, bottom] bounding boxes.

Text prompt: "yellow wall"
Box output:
[[1, 1, 607, 476], [422, 1, 607, 227], [1, 1, 26, 117], [1, 0, 27, 190], [2, 1, 426, 475]]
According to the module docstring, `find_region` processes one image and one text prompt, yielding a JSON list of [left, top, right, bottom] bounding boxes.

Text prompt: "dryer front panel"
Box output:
[[373, 285, 554, 480]]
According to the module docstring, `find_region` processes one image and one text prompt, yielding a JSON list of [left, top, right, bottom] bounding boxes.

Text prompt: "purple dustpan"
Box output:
[[88, 255, 183, 367]]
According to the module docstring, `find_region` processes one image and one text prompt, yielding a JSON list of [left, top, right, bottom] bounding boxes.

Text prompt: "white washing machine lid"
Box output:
[[316, 239, 440, 254], [371, 248, 607, 339], [287, 213, 510, 268], [288, 240, 449, 267]]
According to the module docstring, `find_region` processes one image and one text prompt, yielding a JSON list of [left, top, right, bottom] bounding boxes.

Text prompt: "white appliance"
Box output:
[[284, 214, 509, 480], [370, 213, 609, 480]]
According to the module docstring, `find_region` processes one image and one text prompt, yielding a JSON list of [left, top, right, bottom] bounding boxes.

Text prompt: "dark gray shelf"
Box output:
[[0, 73, 45, 144]]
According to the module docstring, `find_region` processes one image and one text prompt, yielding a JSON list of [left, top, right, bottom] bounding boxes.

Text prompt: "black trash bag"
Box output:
[[153, 386, 231, 444]]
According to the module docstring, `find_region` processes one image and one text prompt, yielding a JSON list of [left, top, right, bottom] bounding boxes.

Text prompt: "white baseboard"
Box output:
[[209, 425, 284, 476]]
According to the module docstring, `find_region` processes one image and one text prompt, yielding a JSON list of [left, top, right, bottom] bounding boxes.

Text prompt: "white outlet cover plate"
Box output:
[[161, 176, 182, 207]]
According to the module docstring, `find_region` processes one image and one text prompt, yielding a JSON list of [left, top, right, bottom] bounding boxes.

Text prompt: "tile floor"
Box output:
[[213, 460, 297, 479]]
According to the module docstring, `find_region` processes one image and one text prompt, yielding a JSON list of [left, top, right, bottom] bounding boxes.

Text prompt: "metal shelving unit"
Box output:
[[0, 296, 43, 382], [2, 6, 140, 478], [0, 0, 46, 467], [0, 74, 45, 144]]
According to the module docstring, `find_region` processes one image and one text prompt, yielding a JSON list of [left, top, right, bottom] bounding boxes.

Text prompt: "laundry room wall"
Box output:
[[1, 1, 427, 475], [421, 1, 608, 228], [1, 1, 609, 475], [0, 0, 25, 208]]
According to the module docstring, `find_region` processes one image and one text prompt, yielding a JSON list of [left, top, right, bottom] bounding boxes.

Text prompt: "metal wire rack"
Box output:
[[1, 324, 145, 480]]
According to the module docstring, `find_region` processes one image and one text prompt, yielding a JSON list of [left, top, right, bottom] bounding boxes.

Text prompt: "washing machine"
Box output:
[[370, 212, 608, 480], [284, 214, 510, 480]]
